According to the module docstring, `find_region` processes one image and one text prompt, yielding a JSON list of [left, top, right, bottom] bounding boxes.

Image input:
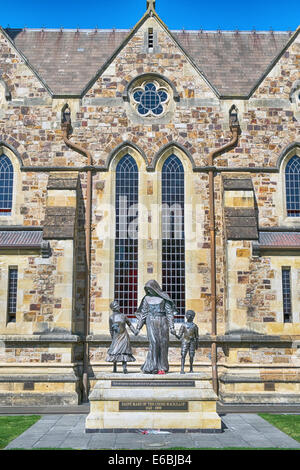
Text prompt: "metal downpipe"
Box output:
[[61, 108, 92, 403], [208, 123, 239, 395]]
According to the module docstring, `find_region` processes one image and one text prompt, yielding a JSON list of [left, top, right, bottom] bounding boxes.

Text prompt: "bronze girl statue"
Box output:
[[106, 300, 136, 373]]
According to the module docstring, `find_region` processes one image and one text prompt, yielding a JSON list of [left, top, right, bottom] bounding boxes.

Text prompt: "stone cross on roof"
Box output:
[[147, 0, 156, 10]]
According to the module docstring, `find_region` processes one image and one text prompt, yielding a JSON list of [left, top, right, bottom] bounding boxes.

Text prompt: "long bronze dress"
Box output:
[[106, 312, 136, 363], [136, 280, 176, 374]]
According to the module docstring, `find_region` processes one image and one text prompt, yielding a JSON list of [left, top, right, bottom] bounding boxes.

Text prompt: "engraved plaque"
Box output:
[[119, 401, 188, 411], [264, 382, 275, 391], [112, 380, 195, 387], [23, 382, 34, 391]]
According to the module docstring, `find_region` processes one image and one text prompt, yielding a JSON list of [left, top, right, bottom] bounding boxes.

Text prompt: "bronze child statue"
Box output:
[[106, 300, 136, 374], [176, 310, 199, 374]]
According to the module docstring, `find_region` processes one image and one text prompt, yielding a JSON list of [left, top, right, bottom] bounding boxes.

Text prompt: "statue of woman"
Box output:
[[106, 300, 136, 373], [134, 280, 177, 374]]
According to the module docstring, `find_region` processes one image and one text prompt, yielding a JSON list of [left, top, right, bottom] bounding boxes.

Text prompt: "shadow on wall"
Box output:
[[74, 176, 87, 337]]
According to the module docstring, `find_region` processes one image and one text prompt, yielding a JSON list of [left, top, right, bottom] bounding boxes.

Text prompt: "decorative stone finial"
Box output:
[[147, 0, 156, 10]]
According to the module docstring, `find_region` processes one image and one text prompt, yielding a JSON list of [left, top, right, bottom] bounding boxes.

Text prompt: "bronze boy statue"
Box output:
[[176, 310, 199, 374]]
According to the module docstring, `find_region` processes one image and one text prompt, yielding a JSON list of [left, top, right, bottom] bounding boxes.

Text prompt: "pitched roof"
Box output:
[[259, 231, 300, 247], [6, 28, 130, 96], [172, 30, 292, 96], [0, 230, 43, 248], [4, 27, 293, 97]]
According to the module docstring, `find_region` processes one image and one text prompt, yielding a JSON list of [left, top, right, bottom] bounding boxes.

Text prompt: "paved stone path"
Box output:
[[5, 413, 300, 449]]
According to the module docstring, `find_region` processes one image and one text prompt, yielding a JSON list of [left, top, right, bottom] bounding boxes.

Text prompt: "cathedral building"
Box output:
[[0, 1, 299, 406]]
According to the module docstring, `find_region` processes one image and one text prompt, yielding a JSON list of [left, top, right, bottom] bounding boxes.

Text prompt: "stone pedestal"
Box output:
[[85, 372, 222, 432]]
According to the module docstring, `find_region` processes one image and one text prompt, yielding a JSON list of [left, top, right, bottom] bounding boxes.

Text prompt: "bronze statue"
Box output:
[[134, 280, 177, 374], [106, 300, 136, 373], [176, 310, 199, 374]]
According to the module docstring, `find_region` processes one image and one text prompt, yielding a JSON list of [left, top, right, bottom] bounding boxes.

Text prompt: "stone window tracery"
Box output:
[[0, 154, 14, 215], [161, 154, 185, 321], [114, 154, 139, 317], [131, 80, 169, 117], [285, 155, 300, 217]]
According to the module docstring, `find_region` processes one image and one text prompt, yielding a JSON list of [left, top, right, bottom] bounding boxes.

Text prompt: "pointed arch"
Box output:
[[276, 143, 300, 219], [277, 142, 300, 170], [285, 155, 300, 217], [106, 141, 148, 171], [0, 153, 14, 214], [80, 12, 219, 99], [123, 73, 180, 103], [0, 143, 23, 219], [150, 142, 195, 172], [0, 141, 23, 168]]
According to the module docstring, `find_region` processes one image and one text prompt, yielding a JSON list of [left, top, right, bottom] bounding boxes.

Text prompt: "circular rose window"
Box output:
[[132, 81, 169, 117]]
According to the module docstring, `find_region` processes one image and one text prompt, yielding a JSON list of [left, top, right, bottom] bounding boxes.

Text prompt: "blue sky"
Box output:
[[2, 0, 299, 31]]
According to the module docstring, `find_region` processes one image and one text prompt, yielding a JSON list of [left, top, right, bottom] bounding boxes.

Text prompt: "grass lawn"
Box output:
[[258, 414, 300, 443], [0, 415, 41, 449]]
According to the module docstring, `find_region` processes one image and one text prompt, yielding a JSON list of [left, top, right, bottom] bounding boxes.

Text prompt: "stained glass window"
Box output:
[[162, 155, 185, 321], [0, 154, 13, 215], [282, 267, 292, 323], [114, 155, 138, 317], [132, 82, 168, 117], [7, 266, 18, 323], [285, 155, 300, 217]]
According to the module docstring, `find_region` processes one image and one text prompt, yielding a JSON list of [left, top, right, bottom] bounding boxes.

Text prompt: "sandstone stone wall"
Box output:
[[0, 16, 299, 403]]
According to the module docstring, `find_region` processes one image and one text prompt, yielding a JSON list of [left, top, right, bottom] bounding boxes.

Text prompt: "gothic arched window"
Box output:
[[285, 155, 300, 217], [162, 154, 185, 321], [114, 154, 139, 317], [0, 154, 13, 215]]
